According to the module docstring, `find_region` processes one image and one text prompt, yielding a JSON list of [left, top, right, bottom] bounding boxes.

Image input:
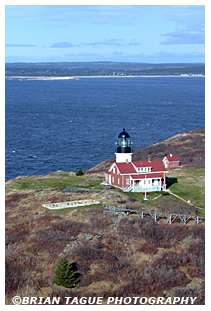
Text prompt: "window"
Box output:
[[141, 168, 143, 172], [118, 178, 120, 184], [153, 179, 158, 185], [148, 180, 150, 184], [113, 168, 115, 174], [112, 176, 114, 183], [126, 178, 129, 185]]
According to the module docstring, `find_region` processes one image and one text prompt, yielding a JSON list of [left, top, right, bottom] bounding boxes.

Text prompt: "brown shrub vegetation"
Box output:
[[147, 266, 189, 292], [5, 205, 205, 304]]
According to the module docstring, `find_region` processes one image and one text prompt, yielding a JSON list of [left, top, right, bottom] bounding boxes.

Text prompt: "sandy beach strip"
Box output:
[[6, 74, 204, 80]]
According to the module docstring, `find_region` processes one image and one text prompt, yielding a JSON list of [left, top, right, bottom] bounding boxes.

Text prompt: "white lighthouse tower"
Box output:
[[115, 128, 133, 163]]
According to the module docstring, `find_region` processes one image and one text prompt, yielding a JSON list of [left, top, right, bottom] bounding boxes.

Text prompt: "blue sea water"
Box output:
[[5, 77, 205, 181]]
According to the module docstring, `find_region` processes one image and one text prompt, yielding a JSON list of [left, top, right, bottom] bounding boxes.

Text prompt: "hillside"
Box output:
[[89, 128, 205, 173], [5, 129, 205, 305], [5, 172, 205, 305]]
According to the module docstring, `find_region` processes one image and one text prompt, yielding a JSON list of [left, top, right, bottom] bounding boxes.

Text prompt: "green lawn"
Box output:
[[123, 190, 165, 204], [6, 173, 104, 191], [168, 169, 205, 216]]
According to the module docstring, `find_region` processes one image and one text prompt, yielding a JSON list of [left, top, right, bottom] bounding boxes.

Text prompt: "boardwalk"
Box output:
[[103, 203, 205, 225], [43, 199, 100, 210]]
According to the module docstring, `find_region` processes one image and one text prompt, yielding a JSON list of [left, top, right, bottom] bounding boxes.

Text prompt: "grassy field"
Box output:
[[6, 172, 104, 192], [167, 169, 205, 216]]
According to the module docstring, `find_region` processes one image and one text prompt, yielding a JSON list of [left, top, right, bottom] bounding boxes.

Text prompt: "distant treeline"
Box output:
[[5, 62, 205, 77]]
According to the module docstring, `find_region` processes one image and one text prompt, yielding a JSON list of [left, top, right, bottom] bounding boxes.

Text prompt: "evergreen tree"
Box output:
[[76, 168, 84, 176], [54, 257, 78, 288]]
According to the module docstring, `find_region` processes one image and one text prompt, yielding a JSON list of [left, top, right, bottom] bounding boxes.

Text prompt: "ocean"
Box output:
[[5, 77, 205, 181]]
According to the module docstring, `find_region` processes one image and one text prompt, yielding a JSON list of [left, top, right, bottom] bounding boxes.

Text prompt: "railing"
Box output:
[[123, 185, 162, 192], [103, 203, 205, 225], [123, 185, 133, 192]]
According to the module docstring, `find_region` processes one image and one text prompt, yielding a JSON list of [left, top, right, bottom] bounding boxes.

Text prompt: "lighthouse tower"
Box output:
[[115, 128, 133, 163]]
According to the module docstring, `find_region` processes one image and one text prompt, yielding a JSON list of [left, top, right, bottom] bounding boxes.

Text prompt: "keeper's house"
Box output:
[[104, 129, 167, 193], [162, 154, 180, 169]]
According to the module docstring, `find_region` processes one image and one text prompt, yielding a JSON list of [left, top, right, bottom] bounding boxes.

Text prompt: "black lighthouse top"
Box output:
[[116, 128, 132, 153]]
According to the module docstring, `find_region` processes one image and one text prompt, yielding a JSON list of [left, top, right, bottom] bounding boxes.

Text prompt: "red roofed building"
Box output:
[[104, 129, 167, 192], [162, 154, 180, 169]]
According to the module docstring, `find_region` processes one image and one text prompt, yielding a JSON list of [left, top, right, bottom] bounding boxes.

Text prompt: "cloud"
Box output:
[[161, 31, 205, 45], [82, 39, 140, 47], [49, 39, 140, 49], [50, 42, 75, 48], [6, 43, 37, 47]]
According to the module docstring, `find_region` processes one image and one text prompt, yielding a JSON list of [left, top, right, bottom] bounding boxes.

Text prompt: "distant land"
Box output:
[[5, 62, 205, 77]]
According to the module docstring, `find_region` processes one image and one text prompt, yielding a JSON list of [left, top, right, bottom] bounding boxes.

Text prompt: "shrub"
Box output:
[[152, 251, 189, 269], [72, 244, 115, 263], [5, 261, 27, 295], [147, 266, 189, 291], [193, 226, 205, 240], [76, 168, 84, 176], [32, 220, 90, 253], [185, 238, 205, 277], [106, 258, 129, 274], [54, 257, 78, 288], [138, 241, 157, 254]]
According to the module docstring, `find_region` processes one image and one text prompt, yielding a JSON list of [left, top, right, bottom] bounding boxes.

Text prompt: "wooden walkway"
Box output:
[[103, 203, 205, 225], [43, 199, 100, 210]]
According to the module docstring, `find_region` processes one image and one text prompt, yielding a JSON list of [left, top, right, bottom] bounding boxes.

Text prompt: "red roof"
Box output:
[[132, 160, 167, 172], [106, 160, 167, 175], [166, 155, 180, 162], [131, 173, 163, 179], [115, 162, 137, 174]]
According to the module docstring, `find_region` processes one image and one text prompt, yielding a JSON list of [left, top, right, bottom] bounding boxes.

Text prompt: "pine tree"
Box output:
[[76, 168, 84, 176], [54, 257, 78, 288]]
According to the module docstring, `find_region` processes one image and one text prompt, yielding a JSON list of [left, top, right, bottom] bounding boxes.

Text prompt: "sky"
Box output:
[[5, 4, 205, 63]]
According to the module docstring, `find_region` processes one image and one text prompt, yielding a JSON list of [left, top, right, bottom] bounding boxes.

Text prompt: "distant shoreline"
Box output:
[[5, 74, 205, 80]]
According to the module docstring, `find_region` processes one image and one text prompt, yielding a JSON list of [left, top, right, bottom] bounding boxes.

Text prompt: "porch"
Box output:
[[123, 184, 166, 192], [132, 185, 162, 192], [129, 175, 165, 192]]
